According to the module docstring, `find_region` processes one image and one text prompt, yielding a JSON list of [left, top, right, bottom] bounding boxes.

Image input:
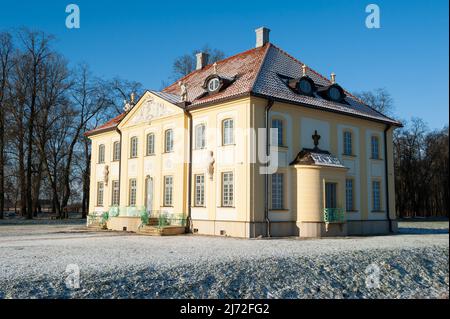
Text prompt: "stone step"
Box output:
[[137, 225, 185, 236], [87, 224, 105, 230]]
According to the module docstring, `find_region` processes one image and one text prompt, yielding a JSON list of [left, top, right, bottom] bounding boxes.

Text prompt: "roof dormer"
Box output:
[[317, 83, 346, 103], [202, 73, 235, 95]]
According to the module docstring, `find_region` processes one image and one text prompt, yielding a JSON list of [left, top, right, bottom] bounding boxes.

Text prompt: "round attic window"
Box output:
[[207, 77, 220, 92], [328, 86, 342, 101], [298, 78, 313, 95]]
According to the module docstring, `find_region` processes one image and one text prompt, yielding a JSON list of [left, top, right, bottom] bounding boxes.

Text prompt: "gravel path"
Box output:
[[0, 221, 448, 299]]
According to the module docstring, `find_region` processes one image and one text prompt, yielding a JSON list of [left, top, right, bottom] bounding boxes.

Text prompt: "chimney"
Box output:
[[255, 27, 270, 48], [196, 52, 209, 70]]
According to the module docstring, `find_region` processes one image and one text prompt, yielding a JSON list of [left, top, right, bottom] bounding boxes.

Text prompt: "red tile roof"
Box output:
[[84, 112, 125, 136], [162, 43, 270, 106], [85, 42, 400, 137]]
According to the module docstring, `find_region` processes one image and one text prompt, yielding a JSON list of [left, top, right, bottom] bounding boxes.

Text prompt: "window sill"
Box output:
[[269, 209, 289, 212], [161, 206, 174, 208], [194, 147, 207, 151], [370, 157, 383, 161], [193, 205, 206, 208], [371, 210, 385, 213], [342, 154, 356, 158], [164, 151, 174, 154], [217, 206, 235, 208], [111, 159, 120, 162], [129, 157, 138, 159], [346, 210, 359, 213], [145, 154, 155, 157], [221, 143, 236, 147]]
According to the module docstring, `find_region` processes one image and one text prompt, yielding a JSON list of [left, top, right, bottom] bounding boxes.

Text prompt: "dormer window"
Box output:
[[285, 75, 316, 96], [328, 86, 342, 101], [317, 84, 346, 103], [297, 77, 316, 96], [202, 74, 235, 96], [207, 77, 220, 93]]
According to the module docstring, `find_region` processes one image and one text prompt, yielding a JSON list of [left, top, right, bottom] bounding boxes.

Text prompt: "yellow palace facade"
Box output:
[[85, 28, 401, 238]]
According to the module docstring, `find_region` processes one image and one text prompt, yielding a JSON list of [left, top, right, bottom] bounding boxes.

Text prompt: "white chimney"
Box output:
[[255, 27, 270, 48], [196, 52, 209, 70]]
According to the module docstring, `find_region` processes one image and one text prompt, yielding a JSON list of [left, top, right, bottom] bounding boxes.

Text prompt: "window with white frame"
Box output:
[[165, 129, 174, 153], [98, 144, 105, 163], [271, 173, 284, 209], [371, 136, 380, 159], [146, 133, 155, 155], [222, 119, 234, 145], [130, 136, 138, 158], [111, 180, 120, 206], [194, 174, 205, 206], [372, 180, 381, 211], [97, 181, 104, 206], [129, 178, 137, 206], [343, 131, 352, 156], [113, 141, 120, 161], [271, 119, 283, 146], [222, 172, 234, 207], [164, 176, 173, 206], [345, 178, 354, 211], [195, 124, 206, 149]]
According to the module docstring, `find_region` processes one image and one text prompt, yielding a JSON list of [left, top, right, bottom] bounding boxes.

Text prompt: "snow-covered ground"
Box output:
[[0, 220, 448, 299]]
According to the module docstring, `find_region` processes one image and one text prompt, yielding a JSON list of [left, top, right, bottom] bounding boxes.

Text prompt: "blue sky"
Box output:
[[0, 0, 448, 129]]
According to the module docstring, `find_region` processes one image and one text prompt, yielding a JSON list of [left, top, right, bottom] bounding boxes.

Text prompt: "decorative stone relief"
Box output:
[[128, 98, 175, 126], [207, 151, 215, 180], [103, 165, 109, 186]]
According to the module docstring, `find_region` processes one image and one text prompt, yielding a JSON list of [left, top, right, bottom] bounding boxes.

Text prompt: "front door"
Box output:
[[145, 176, 153, 213]]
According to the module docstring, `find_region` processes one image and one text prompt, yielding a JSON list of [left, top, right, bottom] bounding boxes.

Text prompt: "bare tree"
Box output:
[[34, 53, 71, 217], [0, 31, 13, 219], [354, 88, 394, 116], [107, 77, 143, 114], [172, 45, 225, 79], [17, 29, 54, 219], [58, 64, 117, 217], [8, 47, 28, 216]]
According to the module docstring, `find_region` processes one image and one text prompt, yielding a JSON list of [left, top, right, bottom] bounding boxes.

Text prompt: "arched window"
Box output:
[[195, 124, 206, 149], [371, 135, 380, 159], [271, 119, 283, 146], [146, 133, 155, 155], [165, 129, 174, 153], [343, 131, 353, 156], [130, 136, 138, 158], [98, 144, 105, 163], [222, 119, 234, 145]]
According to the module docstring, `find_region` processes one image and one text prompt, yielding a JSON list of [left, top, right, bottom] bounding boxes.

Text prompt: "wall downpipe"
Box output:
[[185, 109, 193, 233], [264, 99, 274, 237], [384, 124, 393, 233]]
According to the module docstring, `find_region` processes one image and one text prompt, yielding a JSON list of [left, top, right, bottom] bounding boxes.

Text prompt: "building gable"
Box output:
[[118, 91, 184, 130]]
